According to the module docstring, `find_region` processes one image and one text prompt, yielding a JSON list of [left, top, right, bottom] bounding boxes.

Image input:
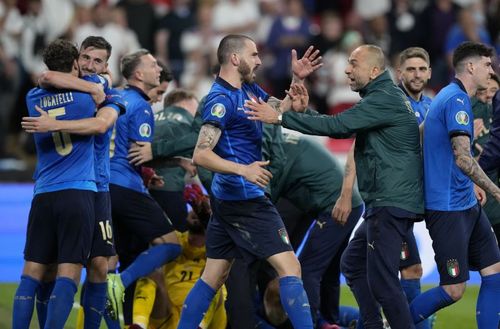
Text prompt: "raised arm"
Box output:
[[193, 124, 272, 188], [267, 46, 322, 114], [451, 135, 500, 201]]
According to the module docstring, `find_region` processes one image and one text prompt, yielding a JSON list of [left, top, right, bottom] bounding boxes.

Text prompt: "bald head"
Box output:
[[357, 45, 385, 71], [345, 44, 386, 91]]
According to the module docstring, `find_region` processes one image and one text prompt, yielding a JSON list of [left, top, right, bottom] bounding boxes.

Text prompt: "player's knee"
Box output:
[[442, 283, 466, 301], [400, 263, 423, 280], [340, 248, 359, 282], [87, 256, 108, 282], [272, 255, 301, 278]]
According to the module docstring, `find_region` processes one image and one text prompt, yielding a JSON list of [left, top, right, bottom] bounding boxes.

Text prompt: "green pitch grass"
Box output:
[[0, 283, 479, 328]]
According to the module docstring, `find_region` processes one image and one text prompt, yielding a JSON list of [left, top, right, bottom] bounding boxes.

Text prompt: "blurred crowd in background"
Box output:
[[1, 0, 500, 175]]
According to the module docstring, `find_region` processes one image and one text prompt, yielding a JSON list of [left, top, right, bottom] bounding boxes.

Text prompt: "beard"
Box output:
[[238, 59, 254, 83], [404, 79, 426, 95]]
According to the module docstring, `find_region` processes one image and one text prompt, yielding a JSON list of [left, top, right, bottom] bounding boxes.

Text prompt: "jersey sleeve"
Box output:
[[82, 74, 110, 91], [444, 94, 473, 138], [99, 88, 126, 116], [201, 94, 234, 130], [129, 102, 155, 142]]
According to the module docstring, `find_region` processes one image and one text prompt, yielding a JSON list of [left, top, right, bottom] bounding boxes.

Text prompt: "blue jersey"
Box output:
[[423, 79, 476, 211], [27, 75, 106, 194], [94, 90, 125, 192], [202, 77, 269, 200], [109, 85, 153, 194], [401, 86, 432, 125]]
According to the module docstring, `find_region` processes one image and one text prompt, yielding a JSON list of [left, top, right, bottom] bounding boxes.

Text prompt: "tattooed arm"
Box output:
[[193, 124, 272, 188], [332, 141, 357, 225], [451, 135, 500, 201]]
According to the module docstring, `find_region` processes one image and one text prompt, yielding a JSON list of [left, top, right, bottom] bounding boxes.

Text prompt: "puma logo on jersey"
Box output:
[[316, 221, 327, 229], [368, 241, 375, 250], [456, 98, 465, 105]]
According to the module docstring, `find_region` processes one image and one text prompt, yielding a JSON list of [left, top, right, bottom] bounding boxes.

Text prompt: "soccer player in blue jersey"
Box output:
[[396, 47, 433, 329], [21, 36, 126, 329], [176, 34, 321, 329], [106, 49, 181, 321], [12, 39, 108, 329], [410, 42, 500, 328]]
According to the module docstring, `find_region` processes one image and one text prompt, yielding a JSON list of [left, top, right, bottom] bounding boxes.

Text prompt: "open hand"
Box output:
[[242, 160, 273, 188], [21, 105, 57, 133], [128, 142, 153, 165], [286, 84, 309, 112], [245, 98, 280, 124], [291, 46, 323, 81]]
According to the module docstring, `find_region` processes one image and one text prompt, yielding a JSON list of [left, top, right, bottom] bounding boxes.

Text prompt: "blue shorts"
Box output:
[[110, 184, 173, 256], [426, 204, 500, 285], [206, 196, 293, 261], [24, 189, 95, 265], [399, 230, 421, 269], [89, 192, 116, 259]]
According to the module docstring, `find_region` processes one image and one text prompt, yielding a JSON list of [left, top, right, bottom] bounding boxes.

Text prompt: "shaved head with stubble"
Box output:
[[345, 45, 386, 91]]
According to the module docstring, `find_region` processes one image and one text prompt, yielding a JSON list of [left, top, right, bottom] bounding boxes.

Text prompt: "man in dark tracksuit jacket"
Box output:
[[245, 44, 424, 329], [479, 90, 500, 173]]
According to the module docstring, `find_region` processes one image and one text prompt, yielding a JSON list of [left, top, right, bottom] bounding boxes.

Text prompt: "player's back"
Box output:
[[26, 86, 97, 194], [153, 106, 194, 192], [280, 135, 363, 216], [423, 81, 476, 211], [110, 86, 154, 194]]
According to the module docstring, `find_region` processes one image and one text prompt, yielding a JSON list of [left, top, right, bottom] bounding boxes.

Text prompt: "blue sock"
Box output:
[[13, 275, 40, 329], [82, 281, 107, 329], [338, 305, 360, 327], [36, 281, 55, 328], [401, 278, 421, 303], [177, 279, 216, 329], [477, 272, 500, 329], [279, 276, 314, 329], [44, 277, 78, 329], [410, 286, 454, 324], [401, 279, 430, 329], [121, 243, 181, 288]]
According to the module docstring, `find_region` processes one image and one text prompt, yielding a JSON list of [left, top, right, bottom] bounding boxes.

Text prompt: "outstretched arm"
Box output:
[[451, 135, 500, 201], [22, 105, 118, 135]]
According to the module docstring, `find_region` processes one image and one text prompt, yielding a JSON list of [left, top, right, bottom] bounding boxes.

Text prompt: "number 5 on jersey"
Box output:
[[48, 107, 73, 156]]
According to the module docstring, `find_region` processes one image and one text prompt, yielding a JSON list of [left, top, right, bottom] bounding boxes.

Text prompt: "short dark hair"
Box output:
[[399, 47, 430, 67], [157, 60, 173, 83], [164, 88, 197, 108], [43, 39, 79, 72], [80, 36, 112, 60], [217, 34, 254, 65], [452, 41, 494, 71], [120, 49, 150, 80]]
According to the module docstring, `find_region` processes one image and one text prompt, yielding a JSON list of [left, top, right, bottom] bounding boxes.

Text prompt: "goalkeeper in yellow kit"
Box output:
[[131, 184, 226, 329]]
